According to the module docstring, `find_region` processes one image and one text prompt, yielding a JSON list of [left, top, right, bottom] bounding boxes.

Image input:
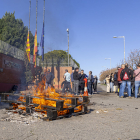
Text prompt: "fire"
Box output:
[[14, 75, 83, 116]]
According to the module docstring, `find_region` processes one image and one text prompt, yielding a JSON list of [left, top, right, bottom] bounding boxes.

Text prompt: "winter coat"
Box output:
[[120, 67, 133, 81], [70, 72, 74, 82], [45, 72, 54, 83], [79, 73, 86, 86], [73, 71, 79, 80], [106, 77, 110, 84], [94, 78, 98, 85]]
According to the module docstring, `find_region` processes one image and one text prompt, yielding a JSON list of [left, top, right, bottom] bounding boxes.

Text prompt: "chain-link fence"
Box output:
[[0, 40, 79, 68], [39, 57, 79, 69], [0, 40, 40, 66]]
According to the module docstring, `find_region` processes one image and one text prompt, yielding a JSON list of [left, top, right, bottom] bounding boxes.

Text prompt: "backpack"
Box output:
[[123, 70, 129, 80], [114, 73, 117, 81]]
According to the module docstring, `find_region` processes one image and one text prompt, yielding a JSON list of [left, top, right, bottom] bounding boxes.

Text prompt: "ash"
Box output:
[[0, 108, 44, 125]]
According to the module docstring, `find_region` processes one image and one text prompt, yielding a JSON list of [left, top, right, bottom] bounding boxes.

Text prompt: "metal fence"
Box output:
[[0, 40, 79, 68], [0, 40, 40, 66], [39, 57, 79, 69]]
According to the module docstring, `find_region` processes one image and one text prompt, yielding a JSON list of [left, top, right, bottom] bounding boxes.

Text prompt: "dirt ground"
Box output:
[[0, 85, 140, 140]]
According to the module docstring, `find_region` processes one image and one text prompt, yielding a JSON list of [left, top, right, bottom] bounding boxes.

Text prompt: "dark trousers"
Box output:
[[93, 83, 97, 92], [62, 81, 72, 93], [88, 82, 92, 94], [79, 83, 84, 94], [72, 82, 74, 92]]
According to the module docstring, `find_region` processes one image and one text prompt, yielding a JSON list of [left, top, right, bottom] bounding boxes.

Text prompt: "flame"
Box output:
[[14, 75, 83, 116]]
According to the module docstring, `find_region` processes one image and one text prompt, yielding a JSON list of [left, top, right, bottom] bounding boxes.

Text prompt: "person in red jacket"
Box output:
[[117, 64, 125, 96]]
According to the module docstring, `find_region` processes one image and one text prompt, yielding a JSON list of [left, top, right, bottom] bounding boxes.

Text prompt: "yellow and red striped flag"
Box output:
[[33, 30, 38, 67], [26, 30, 30, 62]]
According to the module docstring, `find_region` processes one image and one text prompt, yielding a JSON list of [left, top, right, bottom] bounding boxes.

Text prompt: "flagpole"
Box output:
[[29, 0, 31, 31], [43, 0, 45, 69], [35, 0, 38, 80], [36, 0, 38, 31]]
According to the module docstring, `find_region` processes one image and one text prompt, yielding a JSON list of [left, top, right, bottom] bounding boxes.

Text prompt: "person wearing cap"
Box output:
[[134, 63, 140, 98]]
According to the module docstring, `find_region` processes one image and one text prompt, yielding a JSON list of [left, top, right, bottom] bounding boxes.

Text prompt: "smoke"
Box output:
[[15, 0, 77, 54]]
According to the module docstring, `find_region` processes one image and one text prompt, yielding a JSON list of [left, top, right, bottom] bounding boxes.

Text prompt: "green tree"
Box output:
[[0, 12, 34, 54], [39, 50, 80, 68]]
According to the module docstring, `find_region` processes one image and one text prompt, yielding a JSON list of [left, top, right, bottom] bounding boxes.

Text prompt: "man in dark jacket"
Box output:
[[73, 67, 79, 95], [45, 69, 55, 89], [120, 63, 133, 98], [79, 70, 86, 94]]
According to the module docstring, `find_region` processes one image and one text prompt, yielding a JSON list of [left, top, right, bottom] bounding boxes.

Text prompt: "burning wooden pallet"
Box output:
[[1, 92, 90, 121]]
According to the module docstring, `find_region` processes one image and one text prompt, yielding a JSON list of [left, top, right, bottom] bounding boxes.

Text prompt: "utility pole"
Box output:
[[113, 36, 125, 64], [66, 28, 69, 66]]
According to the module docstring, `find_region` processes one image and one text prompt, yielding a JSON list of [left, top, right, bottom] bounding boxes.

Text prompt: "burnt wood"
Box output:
[[47, 109, 57, 120]]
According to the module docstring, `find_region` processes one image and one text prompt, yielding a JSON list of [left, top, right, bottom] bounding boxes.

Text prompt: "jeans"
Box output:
[[88, 82, 92, 94], [119, 81, 131, 97], [110, 82, 114, 92], [135, 81, 140, 98], [72, 82, 74, 92]]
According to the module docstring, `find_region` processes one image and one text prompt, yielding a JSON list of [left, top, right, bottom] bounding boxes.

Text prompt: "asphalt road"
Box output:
[[0, 85, 140, 140]]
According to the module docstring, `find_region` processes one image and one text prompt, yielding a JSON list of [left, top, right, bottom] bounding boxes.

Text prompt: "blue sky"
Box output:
[[1, 0, 140, 78]]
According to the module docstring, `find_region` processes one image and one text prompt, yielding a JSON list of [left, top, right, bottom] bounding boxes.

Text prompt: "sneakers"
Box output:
[[128, 96, 132, 99], [120, 96, 124, 98]]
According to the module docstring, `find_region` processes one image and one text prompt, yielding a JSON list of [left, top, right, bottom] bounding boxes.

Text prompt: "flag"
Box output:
[[33, 30, 38, 67], [26, 30, 30, 62], [40, 22, 44, 61]]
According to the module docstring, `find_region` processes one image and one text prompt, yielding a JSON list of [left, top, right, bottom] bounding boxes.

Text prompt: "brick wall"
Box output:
[[0, 53, 42, 92], [47, 66, 72, 89]]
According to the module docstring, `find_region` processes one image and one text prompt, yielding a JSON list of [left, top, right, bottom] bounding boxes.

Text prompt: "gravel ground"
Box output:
[[0, 85, 140, 140]]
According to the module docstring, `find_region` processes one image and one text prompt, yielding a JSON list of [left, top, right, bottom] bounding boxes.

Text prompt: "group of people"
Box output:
[[62, 67, 98, 95], [105, 63, 140, 98]]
